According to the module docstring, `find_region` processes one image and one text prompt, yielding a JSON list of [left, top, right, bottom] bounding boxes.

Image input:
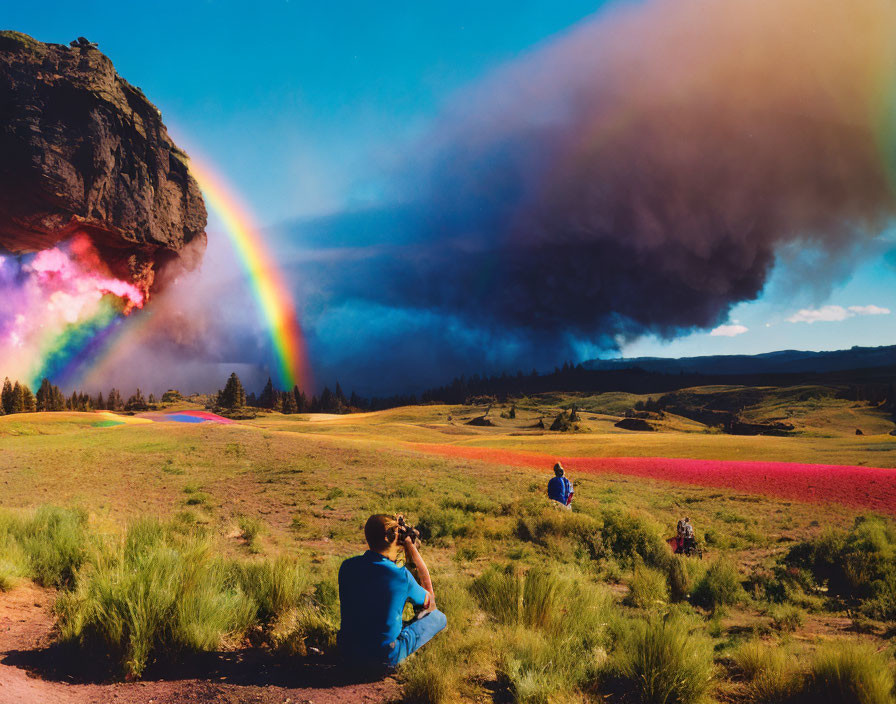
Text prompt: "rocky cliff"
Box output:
[[0, 31, 207, 296]]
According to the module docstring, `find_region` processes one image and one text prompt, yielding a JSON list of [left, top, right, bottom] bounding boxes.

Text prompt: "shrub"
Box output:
[[595, 510, 670, 569], [514, 506, 668, 570], [237, 516, 263, 552], [625, 563, 669, 609], [613, 614, 715, 704], [691, 559, 743, 612], [798, 642, 895, 704], [769, 604, 805, 632], [784, 516, 896, 619]]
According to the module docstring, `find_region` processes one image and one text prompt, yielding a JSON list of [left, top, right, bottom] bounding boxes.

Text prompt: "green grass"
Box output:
[[625, 562, 669, 609], [0, 402, 895, 699], [800, 642, 895, 704], [0, 506, 89, 588], [611, 614, 715, 704]]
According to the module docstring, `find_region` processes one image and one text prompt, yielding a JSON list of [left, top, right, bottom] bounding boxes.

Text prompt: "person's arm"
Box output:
[[404, 537, 435, 609]]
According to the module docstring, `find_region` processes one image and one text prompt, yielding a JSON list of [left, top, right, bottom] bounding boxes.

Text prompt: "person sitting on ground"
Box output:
[[547, 462, 574, 509], [676, 516, 696, 554], [338, 514, 447, 671]]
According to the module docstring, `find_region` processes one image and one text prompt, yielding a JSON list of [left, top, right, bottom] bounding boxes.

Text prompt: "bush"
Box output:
[[784, 516, 896, 619], [625, 563, 669, 609], [798, 642, 895, 704], [613, 614, 715, 704], [237, 516, 263, 552], [594, 510, 670, 569], [692, 559, 743, 612], [769, 604, 805, 632], [514, 506, 668, 569]]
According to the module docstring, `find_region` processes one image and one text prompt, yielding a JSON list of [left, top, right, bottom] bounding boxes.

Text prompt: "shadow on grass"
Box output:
[[1, 644, 394, 689]]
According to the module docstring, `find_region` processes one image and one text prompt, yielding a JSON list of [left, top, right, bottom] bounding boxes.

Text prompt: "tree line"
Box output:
[[0, 376, 168, 416], [213, 373, 364, 414]]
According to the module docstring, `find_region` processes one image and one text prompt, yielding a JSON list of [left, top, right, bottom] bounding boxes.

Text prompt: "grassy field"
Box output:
[[1, 391, 895, 702]]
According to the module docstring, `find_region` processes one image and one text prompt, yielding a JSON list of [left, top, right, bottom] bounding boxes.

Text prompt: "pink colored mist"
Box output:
[[0, 234, 144, 386]]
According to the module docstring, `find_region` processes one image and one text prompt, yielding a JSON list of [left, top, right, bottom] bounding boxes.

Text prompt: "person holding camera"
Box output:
[[337, 514, 447, 670]]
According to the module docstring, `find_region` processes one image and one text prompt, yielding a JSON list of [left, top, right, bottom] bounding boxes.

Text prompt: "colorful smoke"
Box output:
[[0, 234, 144, 388]]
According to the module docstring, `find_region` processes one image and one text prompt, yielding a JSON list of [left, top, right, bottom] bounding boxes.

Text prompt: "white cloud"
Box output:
[[710, 324, 748, 337], [847, 304, 891, 316], [787, 304, 891, 324]]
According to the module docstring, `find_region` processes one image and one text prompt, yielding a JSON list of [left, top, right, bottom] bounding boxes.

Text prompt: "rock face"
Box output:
[[0, 31, 207, 296]]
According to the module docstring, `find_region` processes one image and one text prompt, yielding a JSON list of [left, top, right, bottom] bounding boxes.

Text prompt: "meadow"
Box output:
[[0, 388, 894, 703]]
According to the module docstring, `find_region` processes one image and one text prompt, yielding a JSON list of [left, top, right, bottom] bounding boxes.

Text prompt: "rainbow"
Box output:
[[187, 158, 310, 391]]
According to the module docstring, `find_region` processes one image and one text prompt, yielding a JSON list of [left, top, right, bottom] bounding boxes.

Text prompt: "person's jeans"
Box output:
[[383, 608, 447, 668]]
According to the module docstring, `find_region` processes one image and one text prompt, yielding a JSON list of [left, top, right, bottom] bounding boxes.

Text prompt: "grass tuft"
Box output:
[[612, 614, 715, 704]]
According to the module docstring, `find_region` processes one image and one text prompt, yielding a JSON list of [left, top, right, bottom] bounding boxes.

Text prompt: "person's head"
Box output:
[[364, 514, 400, 554], [685, 516, 690, 523], [554, 462, 564, 477]]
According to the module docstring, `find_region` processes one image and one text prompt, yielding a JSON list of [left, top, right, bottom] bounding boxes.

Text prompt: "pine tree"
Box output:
[[96, 391, 105, 410], [21, 384, 35, 413], [218, 373, 246, 410], [148, 393, 157, 405], [107, 388, 123, 411], [51, 384, 65, 411], [1, 377, 13, 415], [282, 392, 297, 414], [36, 379, 51, 411], [293, 385, 307, 413], [318, 386, 336, 413], [125, 389, 148, 412], [258, 377, 276, 409], [11, 381, 25, 414]]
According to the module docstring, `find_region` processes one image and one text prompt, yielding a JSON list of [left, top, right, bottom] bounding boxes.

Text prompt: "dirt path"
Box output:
[[409, 444, 896, 515], [0, 586, 401, 704]]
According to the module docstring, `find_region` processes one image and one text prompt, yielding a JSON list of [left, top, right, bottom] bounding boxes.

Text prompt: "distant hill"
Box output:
[[583, 345, 896, 376]]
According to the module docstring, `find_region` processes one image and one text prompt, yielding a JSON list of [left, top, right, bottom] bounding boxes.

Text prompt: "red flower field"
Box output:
[[412, 444, 896, 515]]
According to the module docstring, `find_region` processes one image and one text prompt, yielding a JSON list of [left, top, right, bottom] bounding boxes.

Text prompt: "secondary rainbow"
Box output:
[[187, 158, 310, 391]]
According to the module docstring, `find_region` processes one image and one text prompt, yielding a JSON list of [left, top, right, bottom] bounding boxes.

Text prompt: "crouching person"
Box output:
[[338, 514, 447, 671]]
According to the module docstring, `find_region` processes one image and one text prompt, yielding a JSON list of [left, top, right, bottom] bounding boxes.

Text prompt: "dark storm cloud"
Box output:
[[320, 0, 896, 345]]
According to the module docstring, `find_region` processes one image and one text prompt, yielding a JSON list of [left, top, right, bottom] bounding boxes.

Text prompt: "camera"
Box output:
[[396, 514, 420, 545]]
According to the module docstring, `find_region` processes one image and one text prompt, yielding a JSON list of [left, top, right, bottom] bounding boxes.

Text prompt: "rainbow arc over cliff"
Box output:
[[187, 158, 310, 391]]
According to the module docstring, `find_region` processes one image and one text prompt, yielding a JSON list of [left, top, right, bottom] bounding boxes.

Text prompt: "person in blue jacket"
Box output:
[[547, 462, 574, 509], [338, 514, 447, 671]]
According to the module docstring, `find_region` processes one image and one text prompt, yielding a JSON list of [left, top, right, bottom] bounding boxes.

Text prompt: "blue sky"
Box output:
[[6, 1, 896, 376]]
